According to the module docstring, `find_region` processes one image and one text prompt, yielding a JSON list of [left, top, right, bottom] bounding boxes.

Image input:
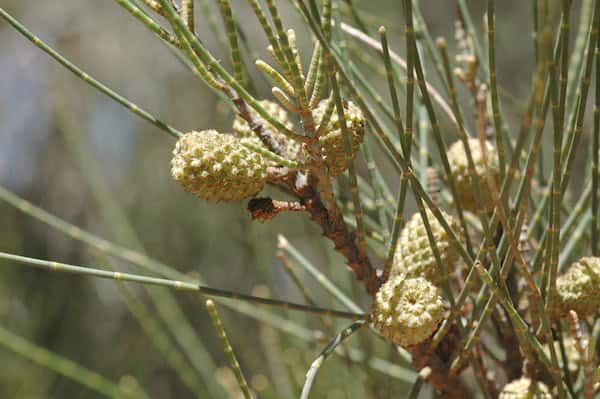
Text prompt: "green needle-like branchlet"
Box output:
[[0, 7, 183, 138], [0, 326, 142, 399], [0, 251, 367, 320], [206, 300, 254, 399]]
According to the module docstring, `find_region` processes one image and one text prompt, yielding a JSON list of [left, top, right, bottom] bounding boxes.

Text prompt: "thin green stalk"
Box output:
[[457, 0, 488, 75], [278, 235, 363, 313], [217, 0, 246, 85], [0, 251, 367, 320], [594, 30, 600, 256], [406, 370, 426, 399], [0, 7, 182, 138], [487, 0, 507, 180], [378, 27, 406, 152], [264, 0, 313, 133], [473, 262, 564, 389], [0, 189, 411, 383], [158, 0, 300, 140], [361, 139, 390, 240], [339, 22, 459, 131], [404, 0, 473, 258], [0, 326, 141, 399], [245, 0, 289, 72], [304, 42, 321, 96], [560, 212, 592, 270], [300, 320, 366, 399], [329, 71, 368, 258], [114, 0, 180, 47], [206, 300, 254, 399], [414, 197, 458, 308], [118, 285, 209, 398], [57, 113, 226, 398], [197, 0, 229, 51], [558, 1, 571, 139]]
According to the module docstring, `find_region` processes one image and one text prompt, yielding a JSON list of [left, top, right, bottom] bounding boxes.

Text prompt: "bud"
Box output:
[[446, 138, 500, 212], [314, 99, 365, 176], [391, 210, 461, 286], [499, 378, 551, 399], [372, 276, 445, 347], [171, 130, 268, 202], [555, 256, 600, 317], [232, 100, 303, 163]]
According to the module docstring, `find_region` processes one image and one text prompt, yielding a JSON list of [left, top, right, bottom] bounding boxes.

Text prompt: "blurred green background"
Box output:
[[0, 1, 591, 398]]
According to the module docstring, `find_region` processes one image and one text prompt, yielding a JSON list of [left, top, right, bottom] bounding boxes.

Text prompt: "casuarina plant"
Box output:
[[2, 0, 600, 398]]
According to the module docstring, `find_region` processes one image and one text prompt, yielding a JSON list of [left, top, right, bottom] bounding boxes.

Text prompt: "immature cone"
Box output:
[[555, 256, 600, 317], [446, 138, 500, 212], [171, 130, 268, 202], [499, 378, 551, 399], [372, 275, 445, 347], [314, 99, 365, 176], [391, 210, 462, 286], [232, 100, 302, 163]]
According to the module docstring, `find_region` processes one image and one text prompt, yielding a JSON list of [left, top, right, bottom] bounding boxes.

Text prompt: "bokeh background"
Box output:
[[0, 1, 591, 398]]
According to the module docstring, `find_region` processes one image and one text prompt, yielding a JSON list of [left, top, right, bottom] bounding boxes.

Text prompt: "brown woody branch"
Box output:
[[255, 169, 380, 296]]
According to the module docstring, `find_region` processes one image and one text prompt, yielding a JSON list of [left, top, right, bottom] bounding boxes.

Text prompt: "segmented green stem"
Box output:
[[379, 27, 406, 151], [300, 320, 367, 399], [115, 0, 180, 46], [594, 30, 600, 256], [241, 140, 300, 169], [473, 262, 564, 389], [304, 43, 322, 96], [329, 72, 368, 258], [246, 0, 289, 71], [0, 7, 182, 138], [158, 0, 300, 140], [487, 0, 506, 180], [181, 0, 194, 32], [361, 139, 390, 240], [118, 285, 208, 398], [217, 0, 246, 85], [457, 0, 488, 75], [206, 300, 254, 399], [0, 326, 141, 399], [255, 59, 295, 96], [278, 235, 363, 313], [264, 0, 314, 133], [0, 251, 366, 320]]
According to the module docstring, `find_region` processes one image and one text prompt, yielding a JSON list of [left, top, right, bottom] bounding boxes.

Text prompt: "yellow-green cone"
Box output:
[[499, 378, 551, 399], [171, 130, 268, 202], [555, 256, 600, 317], [232, 100, 303, 163], [391, 210, 462, 286], [372, 275, 444, 347], [447, 138, 500, 212], [314, 99, 365, 176]]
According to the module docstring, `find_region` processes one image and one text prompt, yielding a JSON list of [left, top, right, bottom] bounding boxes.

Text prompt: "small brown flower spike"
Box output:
[[372, 275, 444, 347], [446, 138, 500, 212], [171, 130, 268, 202], [314, 99, 365, 176], [391, 210, 462, 286], [555, 256, 600, 317], [498, 378, 551, 399]]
